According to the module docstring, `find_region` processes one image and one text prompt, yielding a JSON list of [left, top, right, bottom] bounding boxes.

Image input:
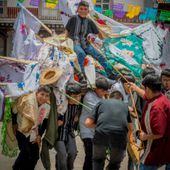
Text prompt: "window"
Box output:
[[103, 4, 109, 10], [95, 0, 110, 12], [0, 0, 3, 15]]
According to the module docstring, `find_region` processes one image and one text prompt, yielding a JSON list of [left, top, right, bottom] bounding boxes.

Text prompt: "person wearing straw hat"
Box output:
[[79, 77, 109, 170], [85, 90, 134, 170], [64, 1, 114, 80], [55, 83, 82, 170], [12, 86, 51, 170]]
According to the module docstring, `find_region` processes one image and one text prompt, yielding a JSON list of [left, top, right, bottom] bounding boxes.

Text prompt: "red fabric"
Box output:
[[74, 74, 79, 82], [141, 94, 170, 165], [84, 58, 89, 67]]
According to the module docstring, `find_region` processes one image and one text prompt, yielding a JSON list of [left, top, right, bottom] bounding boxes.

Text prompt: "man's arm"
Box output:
[[84, 117, 95, 128], [129, 82, 145, 98], [139, 131, 163, 141]]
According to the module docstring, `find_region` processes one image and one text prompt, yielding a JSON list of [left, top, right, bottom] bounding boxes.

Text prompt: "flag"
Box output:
[[30, 0, 41, 7], [18, 0, 25, 3], [11, 8, 42, 59], [45, 0, 58, 8]]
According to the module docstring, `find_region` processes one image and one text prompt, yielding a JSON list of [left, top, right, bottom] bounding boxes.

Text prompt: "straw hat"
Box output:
[[40, 68, 63, 85]]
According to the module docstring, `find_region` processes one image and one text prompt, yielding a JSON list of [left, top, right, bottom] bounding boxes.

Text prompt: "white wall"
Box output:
[[113, 0, 144, 11]]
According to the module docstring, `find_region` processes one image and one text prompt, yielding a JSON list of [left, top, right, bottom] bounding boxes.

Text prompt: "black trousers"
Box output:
[[82, 138, 93, 170], [13, 131, 39, 170]]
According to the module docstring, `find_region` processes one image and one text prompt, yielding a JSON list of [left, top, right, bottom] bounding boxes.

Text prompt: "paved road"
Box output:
[[0, 123, 165, 170]]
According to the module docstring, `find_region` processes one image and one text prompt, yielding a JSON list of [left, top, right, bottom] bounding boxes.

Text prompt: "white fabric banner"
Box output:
[[133, 22, 164, 65], [0, 59, 40, 97], [11, 8, 42, 59]]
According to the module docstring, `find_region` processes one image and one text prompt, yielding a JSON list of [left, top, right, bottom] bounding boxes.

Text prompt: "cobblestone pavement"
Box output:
[[0, 123, 165, 170]]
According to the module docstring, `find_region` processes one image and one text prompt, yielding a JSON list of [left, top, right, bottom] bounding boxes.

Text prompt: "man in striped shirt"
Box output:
[[55, 83, 82, 170]]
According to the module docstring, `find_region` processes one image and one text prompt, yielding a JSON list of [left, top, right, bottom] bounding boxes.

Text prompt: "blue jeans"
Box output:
[[166, 164, 170, 170], [74, 44, 113, 77], [140, 163, 160, 170]]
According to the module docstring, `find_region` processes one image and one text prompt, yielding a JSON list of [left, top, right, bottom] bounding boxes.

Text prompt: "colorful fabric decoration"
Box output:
[[133, 22, 164, 65], [110, 34, 145, 64], [0, 58, 40, 97], [104, 39, 142, 77], [126, 4, 141, 19], [90, 10, 131, 37], [159, 10, 170, 22], [17, 0, 25, 3], [112, 3, 125, 18], [1, 98, 18, 157], [94, 6, 102, 13], [92, 0, 96, 5], [139, 8, 157, 21], [103, 9, 113, 17], [0, 89, 5, 121], [30, 0, 41, 7], [45, 0, 58, 8]]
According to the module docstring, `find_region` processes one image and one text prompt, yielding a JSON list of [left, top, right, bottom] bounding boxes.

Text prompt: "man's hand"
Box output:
[[57, 120, 64, 126], [32, 135, 41, 145], [139, 131, 148, 141], [128, 82, 145, 98]]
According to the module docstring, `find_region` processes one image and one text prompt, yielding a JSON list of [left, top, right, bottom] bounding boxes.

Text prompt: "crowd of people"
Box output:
[[11, 67, 170, 170], [8, 1, 170, 170]]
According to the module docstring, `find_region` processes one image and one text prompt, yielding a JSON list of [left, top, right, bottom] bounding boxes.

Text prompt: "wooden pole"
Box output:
[[0, 56, 37, 64]]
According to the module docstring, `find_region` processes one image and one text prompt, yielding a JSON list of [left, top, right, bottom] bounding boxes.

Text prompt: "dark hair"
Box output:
[[142, 74, 162, 92], [78, 1, 89, 8], [96, 77, 109, 91], [161, 68, 170, 78], [66, 83, 81, 95], [110, 90, 123, 100], [37, 86, 51, 94], [142, 67, 156, 79], [120, 75, 135, 83]]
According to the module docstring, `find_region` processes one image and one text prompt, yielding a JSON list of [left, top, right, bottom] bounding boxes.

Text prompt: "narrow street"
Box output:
[[0, 123, 165, 170]]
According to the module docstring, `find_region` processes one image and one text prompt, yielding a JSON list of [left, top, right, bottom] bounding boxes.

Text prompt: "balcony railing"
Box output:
[[7, 7, 38, 18], [1, 7, 62, 21]]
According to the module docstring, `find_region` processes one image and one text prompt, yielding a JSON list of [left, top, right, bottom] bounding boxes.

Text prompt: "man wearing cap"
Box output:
[[65, 1, 113, 79], [55, 83, 82, 170]]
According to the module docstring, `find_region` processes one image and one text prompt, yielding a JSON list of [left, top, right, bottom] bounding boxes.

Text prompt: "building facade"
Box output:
[[0, 0, 63, 56]]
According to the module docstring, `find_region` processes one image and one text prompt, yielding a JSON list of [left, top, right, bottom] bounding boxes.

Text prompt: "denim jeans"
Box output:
[[140, 163, 160, 170], [74, 44, 113, 77], [166, 164, 170, 170]]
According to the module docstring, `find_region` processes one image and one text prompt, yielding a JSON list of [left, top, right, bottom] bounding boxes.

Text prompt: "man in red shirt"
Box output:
[[130, 74, 170, 170]]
